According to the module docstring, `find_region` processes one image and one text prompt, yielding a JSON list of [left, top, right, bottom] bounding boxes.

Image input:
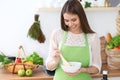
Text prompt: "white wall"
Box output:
[[0, 0, 46, 58], [85, 10, 118, 36]]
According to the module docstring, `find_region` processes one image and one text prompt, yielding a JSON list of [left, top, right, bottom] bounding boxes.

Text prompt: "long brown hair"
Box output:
[[61, 0, 95, 33]]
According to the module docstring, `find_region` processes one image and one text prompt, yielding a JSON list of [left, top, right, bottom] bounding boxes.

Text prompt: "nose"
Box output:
[[68, 21, 73, 27]]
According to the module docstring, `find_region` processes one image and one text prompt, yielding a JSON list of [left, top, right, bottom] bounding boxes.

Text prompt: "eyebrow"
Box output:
[[64, 18, 76, 21]]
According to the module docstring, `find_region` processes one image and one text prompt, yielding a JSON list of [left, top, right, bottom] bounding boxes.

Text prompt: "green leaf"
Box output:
[[24, 52, 44, 65]]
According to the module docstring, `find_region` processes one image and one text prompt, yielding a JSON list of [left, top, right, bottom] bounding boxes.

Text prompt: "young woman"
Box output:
[[46, 0, 101, 80]]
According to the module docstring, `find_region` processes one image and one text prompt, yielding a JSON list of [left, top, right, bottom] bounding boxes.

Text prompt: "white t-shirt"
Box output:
[[46, 29, 101, 73]]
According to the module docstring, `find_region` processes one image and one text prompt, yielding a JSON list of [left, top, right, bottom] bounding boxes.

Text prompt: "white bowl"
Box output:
[[61, 62, 82, 73]]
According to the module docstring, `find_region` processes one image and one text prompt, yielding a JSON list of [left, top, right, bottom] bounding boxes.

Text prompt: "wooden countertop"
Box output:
[[0, 64, 120, 80], [92, 63, 120, 78], [0, 66, 53, 80]]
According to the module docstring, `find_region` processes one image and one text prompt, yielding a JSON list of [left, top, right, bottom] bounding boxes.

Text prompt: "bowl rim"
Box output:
[[61, 61, 82, 66], [61, 61, 82, 73]]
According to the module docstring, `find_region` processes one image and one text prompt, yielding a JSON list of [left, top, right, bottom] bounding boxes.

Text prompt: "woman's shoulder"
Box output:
[[51, 29, 65, 43], [87, 33, 99, 37], [87, 33, 99, 41], [51, 29, 64, 36]]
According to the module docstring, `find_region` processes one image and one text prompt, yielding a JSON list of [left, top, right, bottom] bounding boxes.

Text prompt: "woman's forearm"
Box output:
[[46, 60, 59, 71], [81, 66, 99, 74]]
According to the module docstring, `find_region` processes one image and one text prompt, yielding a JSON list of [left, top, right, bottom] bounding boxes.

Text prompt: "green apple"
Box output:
[[25, 69, 33, 76], [18, 69, 25, 77]]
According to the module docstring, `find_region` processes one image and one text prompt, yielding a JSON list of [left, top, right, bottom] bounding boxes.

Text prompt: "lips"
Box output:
[[69, 25, 77, 30]]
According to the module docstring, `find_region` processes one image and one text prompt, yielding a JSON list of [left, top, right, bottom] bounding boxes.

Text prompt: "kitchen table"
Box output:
[[0, 64, 120, 80], [0, 66, 53, 80]]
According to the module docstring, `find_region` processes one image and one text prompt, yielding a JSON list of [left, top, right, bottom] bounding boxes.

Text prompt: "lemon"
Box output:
[[24, 61, 33, 65]]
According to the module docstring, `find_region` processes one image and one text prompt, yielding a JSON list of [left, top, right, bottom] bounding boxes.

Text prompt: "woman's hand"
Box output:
[[51, 48, 61, 63], [46, 48, 61, 70], [64, 67, 99, 76], [64, 68, 86, 76], [65, 69, 81, 76]]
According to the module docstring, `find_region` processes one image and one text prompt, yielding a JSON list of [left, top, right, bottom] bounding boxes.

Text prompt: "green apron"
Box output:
[[54, 32, 92, 80]]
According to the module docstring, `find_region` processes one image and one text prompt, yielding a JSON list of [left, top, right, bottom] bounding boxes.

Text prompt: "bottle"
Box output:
[[104, 0, 110, 7], [101, 70, 108, 80]]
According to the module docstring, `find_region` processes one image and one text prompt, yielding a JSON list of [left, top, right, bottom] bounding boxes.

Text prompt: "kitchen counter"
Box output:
[[0, 66, 53, 80], [92, 63, 120, 78], [0, 64, 120, 80]]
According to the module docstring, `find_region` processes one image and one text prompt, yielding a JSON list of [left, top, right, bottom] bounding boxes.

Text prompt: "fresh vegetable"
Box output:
[[23, 52, 43, 65], [113, 47, 119, 50], [0, 52, 12, 65], [107, 32, 112, 43], [106, 35, 120, 50], [15, 58, 22, 64]]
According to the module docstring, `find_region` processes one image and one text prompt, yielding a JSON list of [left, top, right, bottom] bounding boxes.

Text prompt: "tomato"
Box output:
[[15, 58, 22, 63], [117, 45, 120, 49]]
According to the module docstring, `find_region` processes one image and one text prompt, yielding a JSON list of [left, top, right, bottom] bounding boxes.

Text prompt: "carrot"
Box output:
[[113, 47, 119, 50], [107, 33, 112, 43]]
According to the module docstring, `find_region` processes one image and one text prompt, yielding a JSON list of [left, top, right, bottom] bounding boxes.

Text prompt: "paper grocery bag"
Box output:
[[106, 49, 120, 70]]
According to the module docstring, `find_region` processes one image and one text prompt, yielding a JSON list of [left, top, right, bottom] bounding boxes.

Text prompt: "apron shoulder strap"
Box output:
[[84, 33, 90, 49], [60, 31, 68, 49]]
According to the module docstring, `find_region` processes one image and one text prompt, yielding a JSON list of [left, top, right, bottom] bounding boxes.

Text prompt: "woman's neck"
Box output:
[[70, 29, 83, 34]]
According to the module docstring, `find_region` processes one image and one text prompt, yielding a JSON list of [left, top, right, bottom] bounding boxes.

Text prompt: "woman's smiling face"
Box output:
[[63, 13, 82, 34]]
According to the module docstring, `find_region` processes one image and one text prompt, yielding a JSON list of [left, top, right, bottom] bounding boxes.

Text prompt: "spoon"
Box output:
[[52, 40, 70, 66], [59, 54, 70, 66]]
